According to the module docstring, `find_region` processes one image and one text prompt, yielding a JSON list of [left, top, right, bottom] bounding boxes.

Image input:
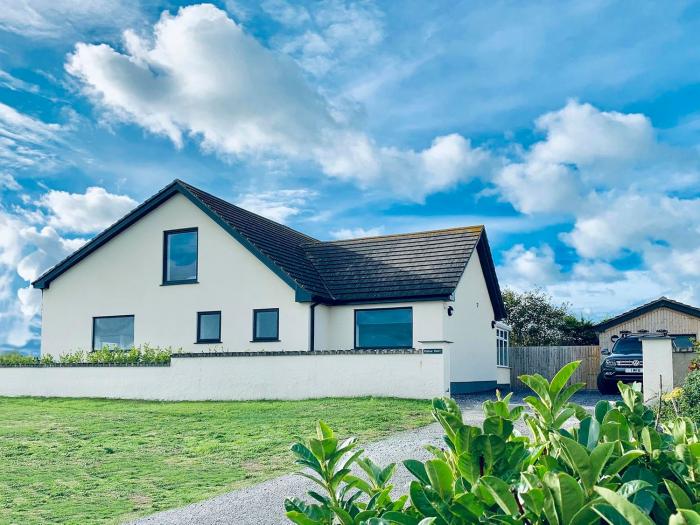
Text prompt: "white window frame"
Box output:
[[495, 321, 511, 368]]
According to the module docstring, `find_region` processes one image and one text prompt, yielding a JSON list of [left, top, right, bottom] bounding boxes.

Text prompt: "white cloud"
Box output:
[[0, 173, 20, 191], [492, 100, 674, 215], [499, 244, 562, 289], [0, 102, 63, 170], [274, 0, 384, 76], [0, 0, 142, 39], [261, 0, 310, 26], [330, 226, 384, 239], [67, 4, 478, 201], [0, 70, 40, 94], [236, 189, 316, 223], [39, 186, 137, 234], [0, 183, 134, 349]]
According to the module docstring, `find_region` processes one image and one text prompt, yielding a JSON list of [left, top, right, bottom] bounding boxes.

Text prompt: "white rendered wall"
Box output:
[[444, 251, 497, 389], [642, 337, 674, 403], [40, 194, 311, 357], [0, 353, 448, 400], [318, 301, 446, 350], [496, 367, 510, 386]]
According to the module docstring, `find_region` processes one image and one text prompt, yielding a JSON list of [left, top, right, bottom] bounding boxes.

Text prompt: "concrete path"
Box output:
[[129, 392, 614, 525]]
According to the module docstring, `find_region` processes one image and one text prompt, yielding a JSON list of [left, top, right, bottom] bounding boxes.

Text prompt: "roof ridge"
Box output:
[[176, 180, 320, 244], [314, 225, 484, 245]]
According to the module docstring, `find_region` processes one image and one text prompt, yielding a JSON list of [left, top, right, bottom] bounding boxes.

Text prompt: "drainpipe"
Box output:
[[309, 302, 319, 352]]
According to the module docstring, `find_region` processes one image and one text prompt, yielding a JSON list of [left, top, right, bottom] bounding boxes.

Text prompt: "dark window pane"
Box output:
[[93, 316, 134, 350], [356, 308, 412, 348], [198, 312, 221, 342], [255, 310, 278, 340], [672, 335, 696, 350], [166, 230, 197, 282]]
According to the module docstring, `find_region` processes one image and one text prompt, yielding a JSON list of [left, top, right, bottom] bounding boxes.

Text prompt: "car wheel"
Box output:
[[597, 372, 617, 395]]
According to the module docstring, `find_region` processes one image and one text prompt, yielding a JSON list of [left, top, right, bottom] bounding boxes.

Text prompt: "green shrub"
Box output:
[[285, 361, 700, 524], [0, 352, 38, 366], [53, 345, 175, 365]]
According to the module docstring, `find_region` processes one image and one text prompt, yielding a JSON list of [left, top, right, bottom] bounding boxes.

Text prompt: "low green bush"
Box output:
[[0, 352, 39, 366], [0, 345, 174, 366], [59, 344, 173, 364], [285, 361, 700, 524]]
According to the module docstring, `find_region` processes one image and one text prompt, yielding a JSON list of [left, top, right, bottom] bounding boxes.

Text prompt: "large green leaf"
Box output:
[[603, 450, 645, 477], [481, 475, 519, 515], [549, 360, 581, 398], [665, 479, 693, 511], [544, 471, 585, 525], [409, 481, 437, 517], [483, 416, 514, 439], [578, 416, 601, 450], [670, 509, 700, 525], [519, 374, 552, 405], [593, 486, 655, 525], [425, 459, 454, 500]]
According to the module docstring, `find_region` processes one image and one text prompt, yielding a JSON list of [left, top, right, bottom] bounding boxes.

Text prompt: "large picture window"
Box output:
[[253, 308, 279, 341], [354, 307, 412, 349], [163, 228, 198, 284], [93, 315, 134, 350], [197, 311, 221, 343]]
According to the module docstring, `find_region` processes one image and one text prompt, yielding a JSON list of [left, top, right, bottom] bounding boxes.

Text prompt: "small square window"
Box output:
[[253, 309, 279, 341], [197, 311, 221, 343], [93, 315, 134, 350]]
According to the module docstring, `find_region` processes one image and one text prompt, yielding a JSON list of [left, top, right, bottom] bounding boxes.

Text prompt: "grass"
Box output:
[[0, 396, 432, 525]]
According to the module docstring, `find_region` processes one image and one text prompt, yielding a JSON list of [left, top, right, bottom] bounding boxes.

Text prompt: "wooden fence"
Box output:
[[509, 345, 601, 390]]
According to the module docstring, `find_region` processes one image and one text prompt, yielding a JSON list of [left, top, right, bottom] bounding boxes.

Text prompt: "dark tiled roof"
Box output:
[[178, 181, 330, 298], [33, 180, 506, 317], [304, 227, 481, 302], [594, 296, 700, 331]]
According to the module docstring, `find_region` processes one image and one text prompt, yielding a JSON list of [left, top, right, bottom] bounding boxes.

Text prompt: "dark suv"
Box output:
[[597, 334, 653, 394]]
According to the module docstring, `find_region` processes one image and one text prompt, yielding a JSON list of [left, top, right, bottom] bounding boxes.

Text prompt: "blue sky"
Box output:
[[1, 0, 700, 354]]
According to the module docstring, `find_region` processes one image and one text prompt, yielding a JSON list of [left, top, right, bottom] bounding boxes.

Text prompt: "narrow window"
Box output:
[[163, 228, 198, 284], [354, 307, 413, 349], [497, 328, 509, 367], [197, 311, 221, 343], [253, 308, 279, 341], [93, 315, 134, 350]]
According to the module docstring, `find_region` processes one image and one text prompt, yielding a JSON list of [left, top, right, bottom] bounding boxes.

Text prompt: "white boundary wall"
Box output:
[[0, 351, 448, 401]]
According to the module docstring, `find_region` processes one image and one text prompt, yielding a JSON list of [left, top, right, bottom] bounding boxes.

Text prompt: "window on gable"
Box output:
[[355, 307, 413, 349], [163, 228, 198, 284], [197, 311, 221, 343], [253, 309, 279, 341], [93, 315, 134, 350]]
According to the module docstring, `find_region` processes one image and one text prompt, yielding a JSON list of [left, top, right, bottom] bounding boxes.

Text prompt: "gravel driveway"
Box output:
[[129, 392, 615, 525]]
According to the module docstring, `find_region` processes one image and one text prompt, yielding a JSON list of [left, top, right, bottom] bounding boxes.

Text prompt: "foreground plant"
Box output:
[[285, 361, 700, 524]]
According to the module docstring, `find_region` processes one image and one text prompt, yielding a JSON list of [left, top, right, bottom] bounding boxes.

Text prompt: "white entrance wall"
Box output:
[[41, 194, 310, 357], [444, 251, 498, 392], [642, 337, 674, 403], [0, 351, 448, 400]]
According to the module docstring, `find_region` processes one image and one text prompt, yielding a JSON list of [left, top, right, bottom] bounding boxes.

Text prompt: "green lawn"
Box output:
[[0, 396, 432, 525]]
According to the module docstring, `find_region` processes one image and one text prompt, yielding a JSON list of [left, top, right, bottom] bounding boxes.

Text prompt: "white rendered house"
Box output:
[[32, 180, 508, 394]]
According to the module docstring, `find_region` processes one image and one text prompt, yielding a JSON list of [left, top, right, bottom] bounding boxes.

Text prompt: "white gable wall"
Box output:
[[40, 193, 310, 357], [444, 250, 497, 392]]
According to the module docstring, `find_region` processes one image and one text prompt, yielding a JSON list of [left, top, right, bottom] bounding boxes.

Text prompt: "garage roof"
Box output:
[[594, 296, 700, 332]]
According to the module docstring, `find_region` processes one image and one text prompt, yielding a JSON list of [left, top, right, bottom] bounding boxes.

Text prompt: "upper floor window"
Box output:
[[496, 326, 509, 367], [197, 311, 221, 343], [355, 307, 413, 349], [163, 228, 198, 284], [253, 308, 279, 341], [93, 315, 134, 350]]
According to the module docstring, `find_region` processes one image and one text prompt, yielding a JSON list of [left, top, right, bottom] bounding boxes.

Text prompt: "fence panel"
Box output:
[[509, 345, 601, 390]]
